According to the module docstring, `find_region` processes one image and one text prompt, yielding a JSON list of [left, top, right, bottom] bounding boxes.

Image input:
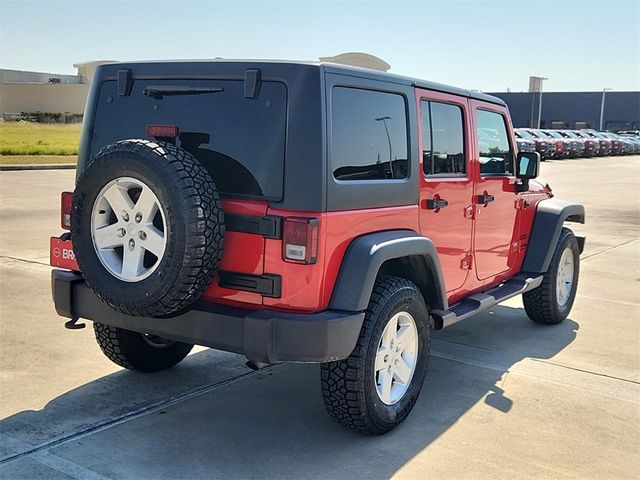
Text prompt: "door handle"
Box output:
[[474, 193, 495, 206], [425, 198, 449, 210]]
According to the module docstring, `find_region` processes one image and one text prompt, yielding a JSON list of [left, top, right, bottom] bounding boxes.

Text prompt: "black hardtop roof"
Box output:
[[99, 59, 506, 107]]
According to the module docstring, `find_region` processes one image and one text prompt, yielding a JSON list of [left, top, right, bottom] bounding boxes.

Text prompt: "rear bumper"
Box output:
[[51, 269, 365, 364]]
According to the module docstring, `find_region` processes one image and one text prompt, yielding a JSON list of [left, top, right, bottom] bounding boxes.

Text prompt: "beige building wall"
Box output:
[[0, 83, 90, 114]]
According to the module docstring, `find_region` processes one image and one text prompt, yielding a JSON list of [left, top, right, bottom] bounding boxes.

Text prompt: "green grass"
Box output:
[[0, 122, 81, 155], [0, 155, 76, 165]]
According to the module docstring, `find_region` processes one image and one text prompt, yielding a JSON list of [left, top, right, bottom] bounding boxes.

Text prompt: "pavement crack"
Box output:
[[580, 238, 639, 261], [529, 359, 640, 385], [432, 338, 493, 352], [0, 255, 50, 267], [0, 363, 283, 466]]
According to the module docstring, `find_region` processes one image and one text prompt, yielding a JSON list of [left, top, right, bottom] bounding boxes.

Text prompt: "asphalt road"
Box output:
[[1, 157, 639, 479]]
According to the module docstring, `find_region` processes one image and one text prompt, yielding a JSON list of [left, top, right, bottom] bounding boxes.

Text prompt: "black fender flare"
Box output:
[[522, 198, 585, 273], [329, 230, 448, 312]]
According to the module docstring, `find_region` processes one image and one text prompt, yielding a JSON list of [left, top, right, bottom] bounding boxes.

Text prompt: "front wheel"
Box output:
[[321, 276, 431, 435], [523, 227, 580, 324]]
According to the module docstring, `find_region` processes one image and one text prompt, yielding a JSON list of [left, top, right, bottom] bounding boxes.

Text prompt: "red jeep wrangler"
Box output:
[[51, 60, 585, 435]]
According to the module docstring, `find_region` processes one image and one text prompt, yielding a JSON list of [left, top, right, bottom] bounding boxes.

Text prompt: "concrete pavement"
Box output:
[[0, 157, 638, 479]]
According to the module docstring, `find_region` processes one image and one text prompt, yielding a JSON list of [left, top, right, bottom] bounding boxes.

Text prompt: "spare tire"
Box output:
[[71, 139, 224, 317]]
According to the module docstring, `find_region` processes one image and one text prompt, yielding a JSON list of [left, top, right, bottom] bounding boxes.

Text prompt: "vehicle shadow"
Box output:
[[0, 305, 578, 479]]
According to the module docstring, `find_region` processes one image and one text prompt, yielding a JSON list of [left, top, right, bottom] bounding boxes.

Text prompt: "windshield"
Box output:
[[562, 131, 578, 138], [577, 131, 596, 138], [515, 130, 533, 139], [532, 130, 551, 138], [545, 131, 563, 138]]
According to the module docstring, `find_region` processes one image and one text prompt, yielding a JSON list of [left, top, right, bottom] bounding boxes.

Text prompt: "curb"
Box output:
[[0, 164, 76, 171]]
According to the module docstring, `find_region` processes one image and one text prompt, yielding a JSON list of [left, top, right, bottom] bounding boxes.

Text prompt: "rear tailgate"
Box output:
[[84, 68, 289, 306]]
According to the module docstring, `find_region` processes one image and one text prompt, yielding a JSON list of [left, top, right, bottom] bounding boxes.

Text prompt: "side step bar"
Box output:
[[431, 274, 543, 329]]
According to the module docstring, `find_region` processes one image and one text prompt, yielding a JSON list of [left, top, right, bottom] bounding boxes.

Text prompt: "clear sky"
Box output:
[[1, 0, 638, 92]]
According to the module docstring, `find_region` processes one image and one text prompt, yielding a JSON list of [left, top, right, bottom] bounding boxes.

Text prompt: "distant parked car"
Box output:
[[515, 128, 550, 159], [526, 129, 566, 158], [601, 132, 636, 155], [576, 130, 612, 156], [544, 130, 583, 158], [514, 133, 536, 153], [558, 130, 597, 157], [617, 132, 640, 154]]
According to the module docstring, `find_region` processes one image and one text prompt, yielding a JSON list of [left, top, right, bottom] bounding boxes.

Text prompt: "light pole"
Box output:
[[536, 77, 548, 129], [599, 88, 612, 131], [375, 116, 394, 178]]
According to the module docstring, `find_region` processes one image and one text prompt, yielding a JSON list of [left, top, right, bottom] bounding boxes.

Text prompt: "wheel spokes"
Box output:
[[381, 314, 398, 349], [135, 186, 159, 224], [121, 244, 145, 278], [142, 226, 165, 258], [395, 324, 414, 352], [93, 223, 124, 250], [375, 347, 390, 372], [104, 184, 134, 215], [378, 369, 393, 404], [394, 357, 412, 384], [374, 311, 419, 405]]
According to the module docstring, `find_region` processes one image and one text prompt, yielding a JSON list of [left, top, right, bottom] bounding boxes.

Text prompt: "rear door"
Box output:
[[417, 89, 474, 293], [470, 100, 520, 281]]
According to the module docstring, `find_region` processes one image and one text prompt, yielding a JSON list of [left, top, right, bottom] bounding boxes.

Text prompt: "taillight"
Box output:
[[146, 124, 179, 138], [283, 217, 319, 264], [61, 191, 73, 229]]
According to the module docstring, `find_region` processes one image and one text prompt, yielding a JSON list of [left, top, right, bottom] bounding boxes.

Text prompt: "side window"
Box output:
[[332, 87, 408, 181], [421, 101, 465, 175], [476, 110, 514, 175]]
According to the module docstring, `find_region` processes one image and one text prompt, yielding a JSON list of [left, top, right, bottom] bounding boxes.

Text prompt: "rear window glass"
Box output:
[[331, 87, 408, 181], [92, 79, 287, 200]]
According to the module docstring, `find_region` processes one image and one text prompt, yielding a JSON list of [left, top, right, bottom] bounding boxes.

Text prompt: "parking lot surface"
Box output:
[[1, 156, 639, 479]]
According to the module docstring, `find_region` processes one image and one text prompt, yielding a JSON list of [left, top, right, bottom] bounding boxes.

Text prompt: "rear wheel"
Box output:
[[523, 228, 580, 324], [321, 276, 431, 435], [93, 323, 193, 372]]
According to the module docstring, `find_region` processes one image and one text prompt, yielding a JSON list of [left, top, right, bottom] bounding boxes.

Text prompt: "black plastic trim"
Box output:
[[244, 69, 262, 98], [522, 198, 586, 273], [117, 69, 132, 96], [51, 270, 364, 363], [225, 213, 282, 239], [218, 271, 282, 298], [329, 230, 448, 312]]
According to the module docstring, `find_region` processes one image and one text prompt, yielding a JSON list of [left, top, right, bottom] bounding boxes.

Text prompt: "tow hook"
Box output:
[[64, 315, 86, 330]]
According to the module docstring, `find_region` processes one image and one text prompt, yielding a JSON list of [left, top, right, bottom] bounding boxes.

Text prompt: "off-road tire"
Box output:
[[321, 276, 431, 435], [93, 323, 193, 372], [71, 139, 224, 317], [523, 227, 580, 324]]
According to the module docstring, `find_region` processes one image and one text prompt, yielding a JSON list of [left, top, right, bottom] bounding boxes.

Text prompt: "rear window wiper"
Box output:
[[143, 86, 224, 99]]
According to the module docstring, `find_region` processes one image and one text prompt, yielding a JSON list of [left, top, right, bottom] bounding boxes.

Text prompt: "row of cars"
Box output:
[[515, 128, 640, 159]]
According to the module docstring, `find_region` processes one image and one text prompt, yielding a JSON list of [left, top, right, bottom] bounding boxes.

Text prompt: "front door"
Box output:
[[470, 101, 520, 281], [417, 90, 474, 293]]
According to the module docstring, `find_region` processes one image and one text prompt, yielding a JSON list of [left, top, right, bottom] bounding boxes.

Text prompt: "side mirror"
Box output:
[[514, 151, 540, 192], [516, 151, 540, 179]]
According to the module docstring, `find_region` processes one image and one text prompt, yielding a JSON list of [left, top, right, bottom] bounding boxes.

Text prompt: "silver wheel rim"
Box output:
[[556, 247, 575, 307], [374, 311, 419, 405], [91, 177, 167, 282]]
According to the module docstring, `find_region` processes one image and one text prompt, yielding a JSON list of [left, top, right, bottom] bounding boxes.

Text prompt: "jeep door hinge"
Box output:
[[464, 204, 475, 220], [515, 198, 530, 210], [460, 253, 473, 270]]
